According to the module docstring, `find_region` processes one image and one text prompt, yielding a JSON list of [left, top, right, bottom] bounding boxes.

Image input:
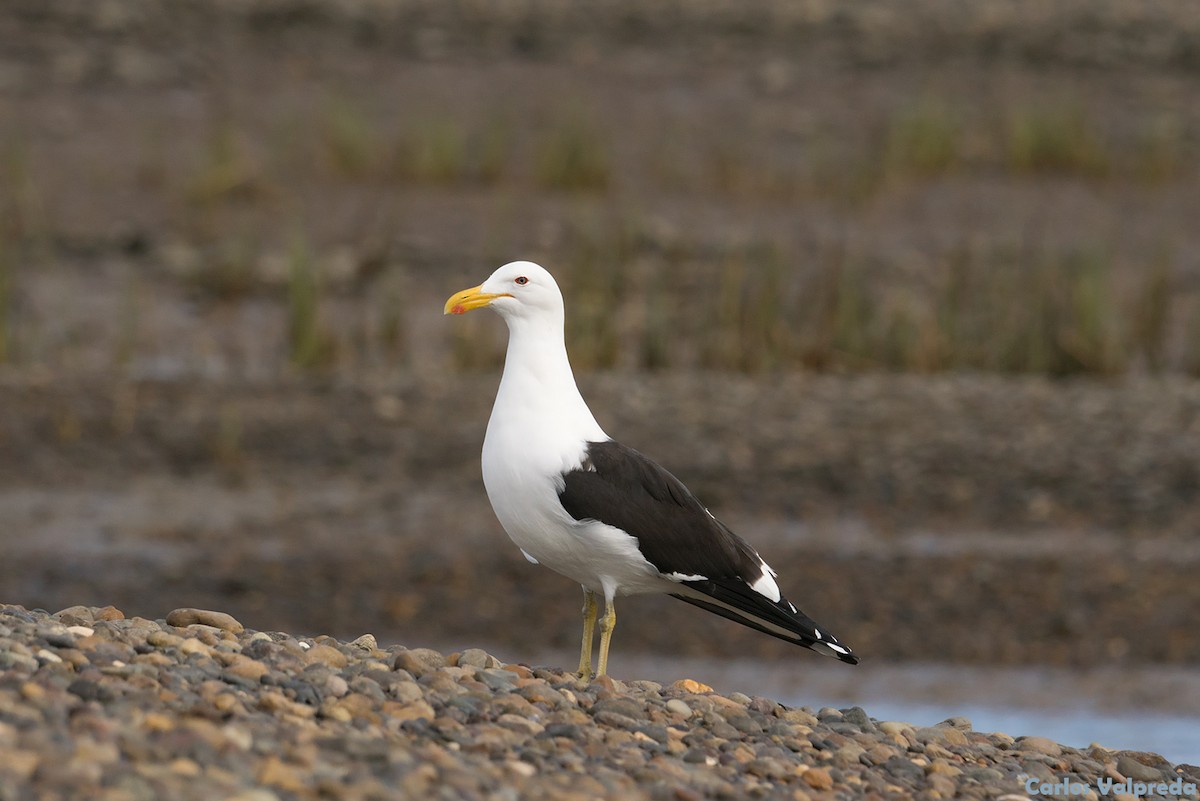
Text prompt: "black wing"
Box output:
[[558, 440, 763, 582], [558, 440, 858, 664]]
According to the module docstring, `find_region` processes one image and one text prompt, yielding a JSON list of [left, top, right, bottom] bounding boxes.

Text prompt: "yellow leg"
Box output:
[[596, 599, 616, 678], [576, 589, 598, 679]]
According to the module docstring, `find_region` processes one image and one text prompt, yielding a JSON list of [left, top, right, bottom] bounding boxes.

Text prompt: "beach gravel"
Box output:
[[1, 603, 1197, 801]]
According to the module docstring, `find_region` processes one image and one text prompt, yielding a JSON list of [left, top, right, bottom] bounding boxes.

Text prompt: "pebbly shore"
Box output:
[[1, 604, 1196, 801]]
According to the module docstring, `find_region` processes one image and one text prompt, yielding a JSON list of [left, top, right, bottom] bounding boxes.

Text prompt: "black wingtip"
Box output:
[[808, 639, 860, 665], [671, 589, 860, 665]]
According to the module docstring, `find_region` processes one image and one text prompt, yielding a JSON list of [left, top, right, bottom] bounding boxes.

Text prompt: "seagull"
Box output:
[[445, 261, 858, 678]]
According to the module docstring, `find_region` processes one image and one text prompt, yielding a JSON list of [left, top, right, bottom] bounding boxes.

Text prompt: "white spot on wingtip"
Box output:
[[826, 642, 850, 655], [813, 628, 822, 640], [520, 549, 539, 565], [665, 571, 707, 583], [749, 570, 781, 603]]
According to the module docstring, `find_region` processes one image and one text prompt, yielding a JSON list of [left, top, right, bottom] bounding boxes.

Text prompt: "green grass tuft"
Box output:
[[1005, 106, 1109, 177], [187, 122, 267, 204], [322, 99, 383, 178], [286, 236, 336, 371], [0, 234, 10, 365], [885, 99, 962, 177], [396, 118, 469, 184], [1134, 114, 1185, 183]]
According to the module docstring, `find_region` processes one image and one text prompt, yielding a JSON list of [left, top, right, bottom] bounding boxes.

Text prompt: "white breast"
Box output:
[[482, 413, 665, 599]]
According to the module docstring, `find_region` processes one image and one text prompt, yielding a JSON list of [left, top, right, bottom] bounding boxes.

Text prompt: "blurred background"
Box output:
[[2, 0, 1199, 757]]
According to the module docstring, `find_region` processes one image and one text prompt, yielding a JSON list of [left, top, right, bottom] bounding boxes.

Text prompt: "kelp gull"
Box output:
[[445, 261, 858, 677]]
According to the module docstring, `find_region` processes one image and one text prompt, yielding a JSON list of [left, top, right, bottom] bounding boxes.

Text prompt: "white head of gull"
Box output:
[[445, 260, 857, 677]]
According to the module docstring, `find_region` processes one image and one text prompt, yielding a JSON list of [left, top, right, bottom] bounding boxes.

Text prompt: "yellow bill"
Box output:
[[444, 285, 510, 315]]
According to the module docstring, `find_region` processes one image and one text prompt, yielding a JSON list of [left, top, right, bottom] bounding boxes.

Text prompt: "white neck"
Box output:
[[489, 312, 606, 444]]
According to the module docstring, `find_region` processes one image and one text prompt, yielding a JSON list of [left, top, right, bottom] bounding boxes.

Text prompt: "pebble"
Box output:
[[1018, 735, 1064, 756], [841, 706, 877, 732], [803, 767, 834, 790], [1115, 753, 1168, 782], [914, 725, 969, 746], [457, 648, 491, 668], [302, 644, 349, 668], [666, 699, 693, 717], [165, 608, 245, 633], [348, 634, 377, 651], [392, 648, 446, 677], [0, 603, 1185, 801], [223, 657, 269, 684], [476, 668, 518, 692]]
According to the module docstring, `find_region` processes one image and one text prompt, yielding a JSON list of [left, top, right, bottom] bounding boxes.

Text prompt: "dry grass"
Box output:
[[395, 117, 470, 184], [510, 225, 1194, 377], [884, 99, 963, 178], [0, 234, 11, 365], [536, 107, 612, 192], [1133, 113, 1186, 183], [3, 77, 1199, 379], [321, 99, 382, 178], [186, 122, 268, 204], [1004, 105, 1110, 177], [286, 236, 336, 371]]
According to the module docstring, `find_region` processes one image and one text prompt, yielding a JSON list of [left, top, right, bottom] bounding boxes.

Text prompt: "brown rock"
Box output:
[[670, 679, 713, 693], [178, 638, 212, 657], [321, 704, 352, 723], [389, 700, 436, 723], [165, 608, 244, 633], [780, 708, 819, 726], [927, 758, 963, 777], [143, 712, 175, 732], [502, 663, 533, 679], [803, 767, 834, 790], [914, 726, 968, 746], [147, 631, 183, 649], [257, 756, 307, 793], [224, 657, 269, 682], [497, 713, 545, 736], [393, 648, 446, 677], [302, 644, 349, 669], [3, 750, 39, 780], [866, 744, 899, 763], [518, 682, 567, 707], [1018, 736, 1064, 757], [212, 693, 241, 713], [332, 693, 378, 722], [169, 758, 202, 777], [94, 606, 125, 622], [927, 774, 957, 797], [53, 606, 95, 624]]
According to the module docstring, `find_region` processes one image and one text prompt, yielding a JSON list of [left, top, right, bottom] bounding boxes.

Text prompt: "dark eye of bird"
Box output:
[[515, 276, 528, 285]]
